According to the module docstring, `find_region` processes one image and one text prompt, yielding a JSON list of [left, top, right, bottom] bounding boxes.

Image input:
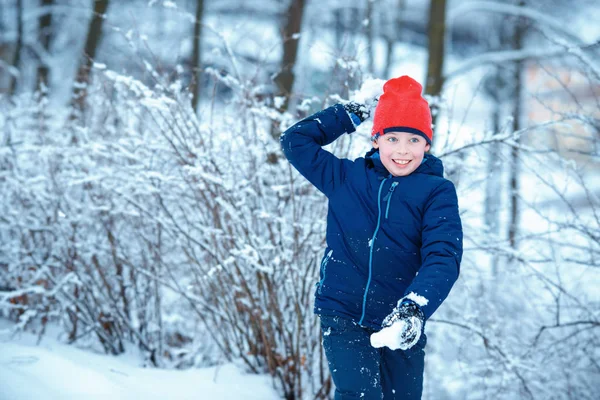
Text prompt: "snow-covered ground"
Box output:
[[0, 319, 279, 400]]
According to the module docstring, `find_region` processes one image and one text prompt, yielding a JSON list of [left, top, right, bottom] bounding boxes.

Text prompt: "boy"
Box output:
[[281, 75, 463, 399]]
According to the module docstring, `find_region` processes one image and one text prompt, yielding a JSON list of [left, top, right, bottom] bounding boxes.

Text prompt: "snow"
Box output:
[[92, 62, 107, 70], [0, 320, 278, 400], [350, 79, 385, 104], [370, 316, 423, 351], [402, 292, 429, 307], [446, 47, 562, 82], [273, 96, 286, 109], [448, 1, 586, 45]]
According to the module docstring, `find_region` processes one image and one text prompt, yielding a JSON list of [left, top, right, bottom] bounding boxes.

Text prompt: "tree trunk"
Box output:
[[334, 8, 343, 52], [152, 222, 163, 367], [365, 0, 375, 75], [424, 0, 447, 138], [36, 0, 54, 91], [273, 0, 306, 115], [71, 0, 110, 116], [484, 20, 511, 275], [486, 73, 503, 276], [190, 0, 205, 113], [383, 0, 405, 79], [9, 0, 23, 95], [508, 1, 526, 249]]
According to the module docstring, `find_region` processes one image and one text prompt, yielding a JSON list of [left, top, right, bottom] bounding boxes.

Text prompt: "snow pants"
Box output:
[[320, 315, 426, 400]]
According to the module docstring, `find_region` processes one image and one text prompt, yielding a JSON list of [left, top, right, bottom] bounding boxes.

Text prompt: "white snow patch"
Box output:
[[351, 79, 385, 105], [273, 96, 286, 109], [0, 319, 278, 400], [403, 292, 429, 307]]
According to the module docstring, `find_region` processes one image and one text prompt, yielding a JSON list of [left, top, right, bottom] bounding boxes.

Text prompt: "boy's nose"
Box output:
[[396, 145, 409, 154]]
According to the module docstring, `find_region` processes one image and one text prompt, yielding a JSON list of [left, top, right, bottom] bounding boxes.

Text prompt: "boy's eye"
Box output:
[[409, 138, 420, 143], [387, 137, 397, 143]]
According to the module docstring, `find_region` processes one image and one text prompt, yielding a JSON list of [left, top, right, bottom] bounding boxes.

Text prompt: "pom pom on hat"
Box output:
[[371, 76, 433, 144]]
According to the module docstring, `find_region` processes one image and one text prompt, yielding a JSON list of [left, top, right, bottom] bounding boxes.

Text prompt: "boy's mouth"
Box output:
[[392, 159, 411, 166]]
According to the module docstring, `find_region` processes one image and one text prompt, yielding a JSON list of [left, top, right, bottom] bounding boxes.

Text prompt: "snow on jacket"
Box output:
[[281, 104, 463, 329]]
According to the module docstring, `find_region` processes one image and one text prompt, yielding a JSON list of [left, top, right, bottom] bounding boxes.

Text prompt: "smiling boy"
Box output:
[[373, 131, 429, 176], [281, 75, 463, 399]]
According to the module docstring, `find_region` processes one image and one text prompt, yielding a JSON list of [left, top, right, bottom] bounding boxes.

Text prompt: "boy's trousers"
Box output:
[[320, 315, 426, 400]]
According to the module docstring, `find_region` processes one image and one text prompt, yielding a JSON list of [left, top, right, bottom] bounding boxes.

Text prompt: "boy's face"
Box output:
[[372, 131, 431, 177]]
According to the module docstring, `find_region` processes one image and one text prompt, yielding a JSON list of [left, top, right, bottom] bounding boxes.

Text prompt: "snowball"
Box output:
[[370, 321, 406, 350], [351, 79, 385, 105], [370, 316, 422, 351]]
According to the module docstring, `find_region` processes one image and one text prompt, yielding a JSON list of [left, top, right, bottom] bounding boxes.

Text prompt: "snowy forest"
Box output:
[[0, 0, 599, 399]]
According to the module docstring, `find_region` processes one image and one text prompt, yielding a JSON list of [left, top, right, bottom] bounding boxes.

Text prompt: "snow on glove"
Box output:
[[343, 101, 371, 126], [370, 300, 424, 351]]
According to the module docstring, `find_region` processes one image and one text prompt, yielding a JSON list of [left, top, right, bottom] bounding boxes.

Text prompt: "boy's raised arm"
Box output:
[[280, 104, 358, 197], [403, 180, 463, 320]]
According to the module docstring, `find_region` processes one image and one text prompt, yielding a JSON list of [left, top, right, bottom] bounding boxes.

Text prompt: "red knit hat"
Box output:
[[371, 76, 433, 144]]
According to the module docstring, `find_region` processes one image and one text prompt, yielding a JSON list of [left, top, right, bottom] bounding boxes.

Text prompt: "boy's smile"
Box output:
[[372, 131, 431, 177]]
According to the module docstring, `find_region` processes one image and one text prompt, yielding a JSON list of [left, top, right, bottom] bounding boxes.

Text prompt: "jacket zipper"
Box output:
[[358, 178, 391, 325], [384, 182, 399, 219]]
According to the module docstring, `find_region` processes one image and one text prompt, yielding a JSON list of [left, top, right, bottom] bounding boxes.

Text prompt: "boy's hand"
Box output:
[[370, 301, 424, 351], [343, 101, 371, 124]]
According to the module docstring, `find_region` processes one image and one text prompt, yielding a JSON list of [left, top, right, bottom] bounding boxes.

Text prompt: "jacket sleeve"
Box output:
[[402, 180, 463, 320], [280, 104, 356, 197]]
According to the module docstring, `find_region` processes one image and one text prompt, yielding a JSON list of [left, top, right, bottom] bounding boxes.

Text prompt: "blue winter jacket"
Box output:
[[281, 104, 463, 329]]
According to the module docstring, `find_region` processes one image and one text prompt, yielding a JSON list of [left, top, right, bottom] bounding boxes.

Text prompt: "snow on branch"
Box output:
[[445, 41, 600, 82], [448, 0, 585, 45]]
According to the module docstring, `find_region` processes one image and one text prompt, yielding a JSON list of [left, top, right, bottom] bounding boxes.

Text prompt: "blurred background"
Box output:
[[0, 1, 599, 399]]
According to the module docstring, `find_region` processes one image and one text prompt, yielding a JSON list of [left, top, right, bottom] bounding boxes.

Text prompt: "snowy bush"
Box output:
[[0, 61, 338, 398]]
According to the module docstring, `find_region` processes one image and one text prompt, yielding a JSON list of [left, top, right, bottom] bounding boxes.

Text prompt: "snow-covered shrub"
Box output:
[[0, 61, 336, 397]]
